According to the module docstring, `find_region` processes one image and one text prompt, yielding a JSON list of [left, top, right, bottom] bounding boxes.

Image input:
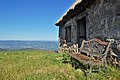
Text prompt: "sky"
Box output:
[[0, 0, 74, 41]]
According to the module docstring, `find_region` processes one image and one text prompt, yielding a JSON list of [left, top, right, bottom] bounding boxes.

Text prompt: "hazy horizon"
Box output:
[[0, 40, 58, 50], [0, 39, 58, 41]]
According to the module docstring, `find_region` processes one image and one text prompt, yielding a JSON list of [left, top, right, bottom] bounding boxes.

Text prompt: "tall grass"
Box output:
[[0, 50, 120, 80]]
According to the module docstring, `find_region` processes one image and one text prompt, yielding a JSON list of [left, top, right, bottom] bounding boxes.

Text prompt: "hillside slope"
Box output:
[[0, 50, 120, 80]]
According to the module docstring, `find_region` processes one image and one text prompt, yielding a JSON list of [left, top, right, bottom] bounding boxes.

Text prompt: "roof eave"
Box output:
[[56, 0, 95, 26], [56, 0, 82, 26]]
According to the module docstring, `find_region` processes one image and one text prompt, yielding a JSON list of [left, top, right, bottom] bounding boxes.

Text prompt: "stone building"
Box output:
[[55, 0, 120, 59]]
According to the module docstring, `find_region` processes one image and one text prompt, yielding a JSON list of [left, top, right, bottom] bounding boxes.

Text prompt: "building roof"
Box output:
[[56, 0, 82, 26], [55, 0, 94, 26]]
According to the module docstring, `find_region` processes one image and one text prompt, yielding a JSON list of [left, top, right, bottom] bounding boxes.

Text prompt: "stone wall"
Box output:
[[87, 0, 120, 59], [88, 0, 120, 40], [58, 0, 120, 59]]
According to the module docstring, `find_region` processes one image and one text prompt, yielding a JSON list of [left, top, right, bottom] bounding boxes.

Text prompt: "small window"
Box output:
[[117, 13, 120, 16], [59, 27, 62, 37], [65, 26, 71, 42]]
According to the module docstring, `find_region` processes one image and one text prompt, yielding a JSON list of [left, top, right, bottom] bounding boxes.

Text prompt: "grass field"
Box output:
[[0, 50, 120, 80]]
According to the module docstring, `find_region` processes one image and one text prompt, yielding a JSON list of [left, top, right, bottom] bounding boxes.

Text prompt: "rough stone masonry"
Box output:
[[56, 0, 120, 60]]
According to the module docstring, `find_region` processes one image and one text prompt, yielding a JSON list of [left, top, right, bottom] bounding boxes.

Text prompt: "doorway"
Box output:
[[65, 26, 71, 42], [77, 17, 87, 47]]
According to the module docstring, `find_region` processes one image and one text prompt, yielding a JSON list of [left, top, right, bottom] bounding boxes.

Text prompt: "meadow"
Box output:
[[0, 50, 120, 80]]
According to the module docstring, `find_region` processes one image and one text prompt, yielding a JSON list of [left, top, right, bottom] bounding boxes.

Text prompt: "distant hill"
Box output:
[[0, 41, 58, 50], [0, 48, 7, 51], [20, 48, 38, 50]]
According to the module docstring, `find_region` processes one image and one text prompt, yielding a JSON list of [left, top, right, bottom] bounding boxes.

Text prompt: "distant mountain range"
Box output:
[[0, 48, 7, 51], [0, 41, 58, 51]]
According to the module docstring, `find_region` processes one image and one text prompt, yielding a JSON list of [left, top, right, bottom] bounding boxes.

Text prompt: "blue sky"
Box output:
[[0, 0, 74, 41]]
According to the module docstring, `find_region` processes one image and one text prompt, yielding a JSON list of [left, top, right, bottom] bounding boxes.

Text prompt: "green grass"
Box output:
[[0, 50, 120, 80]]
